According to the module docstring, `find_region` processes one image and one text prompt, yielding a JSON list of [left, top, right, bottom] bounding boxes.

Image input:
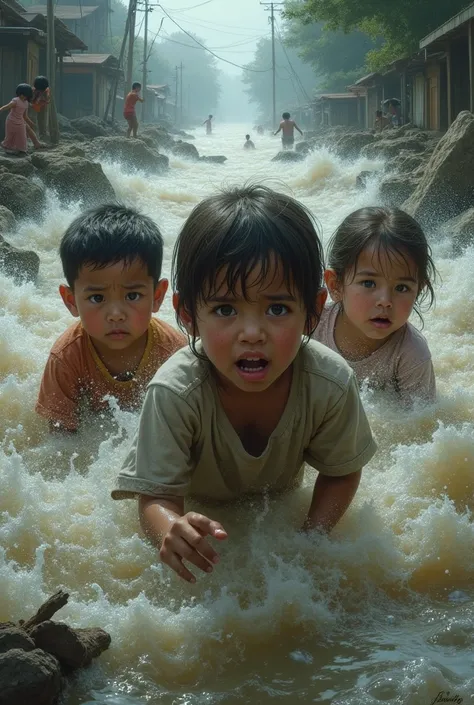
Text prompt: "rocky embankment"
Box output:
[[0, 114, 227, 281], [0, 590, 110, 705], [298, 112, 474, 252]]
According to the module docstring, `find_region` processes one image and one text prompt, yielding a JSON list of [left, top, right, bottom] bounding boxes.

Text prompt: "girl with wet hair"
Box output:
[[314, 206, 437, 404], [113, 184, 377, 584], [0, 83, 42, 154]]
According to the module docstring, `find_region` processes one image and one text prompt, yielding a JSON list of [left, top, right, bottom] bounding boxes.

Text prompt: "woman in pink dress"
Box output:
[[0, 83, 41, 154]]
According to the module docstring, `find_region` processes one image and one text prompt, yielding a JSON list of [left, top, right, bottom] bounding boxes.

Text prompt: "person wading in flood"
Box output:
[[203, 114, 213, 134], [274, 112, 303, 150]]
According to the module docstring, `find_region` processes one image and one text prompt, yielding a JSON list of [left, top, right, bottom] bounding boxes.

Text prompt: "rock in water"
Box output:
[[0, 236, 40, 283], [440, 207, 474, 254], [31, 153, 115, 206], [361, 136, 426, 160], [0, 206, 16, 233], [379, 174, 420, 207], [0, 174, 46, 217], [70, 116, 112, 138], [199, 155, 227, 164], [0, 156, 37, 178], [403, 111, 474, 226], [92, 137, 169, 174], [30, 621, 111, 670], [0, 627, 35, 654], [271, 151, 305, 163], [141, 126, 175, 151], [171, 141, 200, 161], [333, 132, 374, 160], [0, 648, 61, 705]]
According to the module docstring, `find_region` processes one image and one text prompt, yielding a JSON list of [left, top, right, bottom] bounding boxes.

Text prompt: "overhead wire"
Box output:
[[157, 5, 272, 72], [275, 20, 311, 103]]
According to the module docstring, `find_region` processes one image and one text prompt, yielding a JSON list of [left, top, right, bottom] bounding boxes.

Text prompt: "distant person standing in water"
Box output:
[[124, 82, 143, 138], [274, 112, 303, 150], [203, 114, 213, 134], [243, 134, 255, 150]]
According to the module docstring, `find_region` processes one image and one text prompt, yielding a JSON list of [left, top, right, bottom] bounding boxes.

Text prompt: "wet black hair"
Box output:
[[172, 184, 325, 355], [132, 82, 141, 90], [245, 134, 250, 139], [60, 203, 164, 288], [327, 207, 437, 318], [33, 76, 49, 91], [16, 83, 33, 101], [282, 112, 291, 119]]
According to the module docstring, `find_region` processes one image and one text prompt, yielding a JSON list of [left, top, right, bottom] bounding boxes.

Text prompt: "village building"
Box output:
[[0, 0, 85, 138], [312, 93, 361, 128], [61, 54, 122, 119], [25, 1, 107, 53]]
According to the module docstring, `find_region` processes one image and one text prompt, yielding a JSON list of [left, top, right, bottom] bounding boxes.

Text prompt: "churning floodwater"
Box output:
[[1, 123, 473, 704]]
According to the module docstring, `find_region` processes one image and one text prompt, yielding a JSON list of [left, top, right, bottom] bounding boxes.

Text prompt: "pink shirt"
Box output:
[[7, 97, 28, 126], [313, 303, 436, 404]]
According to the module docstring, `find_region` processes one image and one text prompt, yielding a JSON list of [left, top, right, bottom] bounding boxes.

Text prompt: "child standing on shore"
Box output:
[[30, 75, 50, 141], [36, 204, 186, 432], [112, 185, 377, 584], [124, 82, 143, 138], [0, 83, 42, 154], [314, 207, 436, 404]]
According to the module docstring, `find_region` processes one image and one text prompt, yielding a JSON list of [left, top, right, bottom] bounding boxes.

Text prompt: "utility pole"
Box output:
[[260, 2, 283, 129], [142, 0, 149, 123], [174, 65, 178, 125], [46, 0, 59, 143], [179, 61, 183, 125], [105, 2, 131, 122], [126, 0, 137, 91]]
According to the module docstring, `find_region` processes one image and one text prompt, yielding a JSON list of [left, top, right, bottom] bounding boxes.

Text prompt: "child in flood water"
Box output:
[[36, 204, 186, 432], [112, 185, 377, 583], [274, 111, 303, 150], [313, 207, 437, 405]]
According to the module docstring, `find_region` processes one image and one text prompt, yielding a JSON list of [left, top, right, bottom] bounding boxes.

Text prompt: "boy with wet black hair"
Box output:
[[274, 111, 303, 150], [36, 204, 185, 432]]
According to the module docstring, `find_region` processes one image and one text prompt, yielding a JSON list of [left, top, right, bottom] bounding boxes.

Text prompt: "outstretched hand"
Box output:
[[159, 511, 228, 583]]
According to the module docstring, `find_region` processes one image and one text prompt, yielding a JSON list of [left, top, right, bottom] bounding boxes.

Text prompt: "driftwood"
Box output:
[[21, 590, 69, 633], [0, 591, 111, 705]]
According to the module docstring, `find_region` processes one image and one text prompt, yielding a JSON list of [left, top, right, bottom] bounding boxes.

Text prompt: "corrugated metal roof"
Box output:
[[63, 53, 113, 64], [353, 72, 382, 86], [420, 2, 474, 48], [25, 4, 99, 19], [317, 93, 358, 100]]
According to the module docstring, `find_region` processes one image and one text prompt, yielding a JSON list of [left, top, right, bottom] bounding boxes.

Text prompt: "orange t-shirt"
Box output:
[[31, 88, 50, 113], [124, 91, 140, 116], [36, 318, 186, 430]]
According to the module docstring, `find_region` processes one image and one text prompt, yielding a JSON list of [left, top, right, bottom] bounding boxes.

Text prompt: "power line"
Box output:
[[275, 20, 311, 103], [157, 5, 272, 72]]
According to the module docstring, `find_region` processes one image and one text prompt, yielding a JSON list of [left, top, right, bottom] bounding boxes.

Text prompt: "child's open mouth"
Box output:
[[370, 317, 392, 329], [235, 357, 269, 381]]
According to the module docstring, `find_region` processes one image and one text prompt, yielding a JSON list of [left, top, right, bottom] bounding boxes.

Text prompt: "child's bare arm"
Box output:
[[303, 470, 362, 533], [139, 495, 228, 583], [0, 101, 14, 113], [274, 125, 282, 135], [295, 122, 303, 136]]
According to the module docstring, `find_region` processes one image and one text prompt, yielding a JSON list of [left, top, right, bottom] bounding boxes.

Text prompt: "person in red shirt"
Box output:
[[124, 82, 143, 138]]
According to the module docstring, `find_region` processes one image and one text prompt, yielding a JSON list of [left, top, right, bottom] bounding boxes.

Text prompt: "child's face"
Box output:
[[180, 260, 325, 393], [327, 245, 419, 347], [60, 259, 167, 354]]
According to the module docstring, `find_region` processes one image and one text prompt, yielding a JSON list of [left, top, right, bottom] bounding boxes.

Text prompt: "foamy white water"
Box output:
[[1, 123, 473, 704]]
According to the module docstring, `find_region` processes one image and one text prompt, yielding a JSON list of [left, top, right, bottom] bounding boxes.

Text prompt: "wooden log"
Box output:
[[21, 591, 69, 633]]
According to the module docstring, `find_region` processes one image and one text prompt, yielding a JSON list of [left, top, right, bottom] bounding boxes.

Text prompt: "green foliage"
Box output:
[[285, 0, 470, 70], [284, 20, 378, 90], [242, 36, 320, 121]]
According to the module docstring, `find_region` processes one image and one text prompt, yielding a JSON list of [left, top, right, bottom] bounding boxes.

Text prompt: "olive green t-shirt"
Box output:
[[112, 340, 377, 502]]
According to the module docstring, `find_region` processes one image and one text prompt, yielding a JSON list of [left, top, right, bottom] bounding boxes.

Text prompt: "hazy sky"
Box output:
[[148, 0, 276, 76]]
